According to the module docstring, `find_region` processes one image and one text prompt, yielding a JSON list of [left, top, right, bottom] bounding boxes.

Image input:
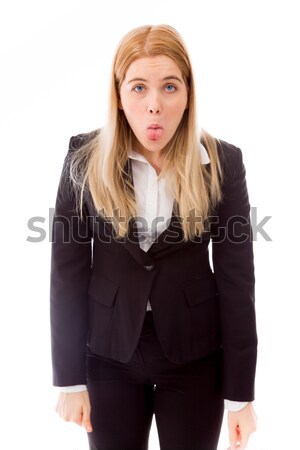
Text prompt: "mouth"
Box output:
[[147, 124, 164, 130], [146, 125, 164, 141]]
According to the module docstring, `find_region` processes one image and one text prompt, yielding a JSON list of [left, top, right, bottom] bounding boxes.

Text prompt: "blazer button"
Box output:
[[144, 264, 155, 271]]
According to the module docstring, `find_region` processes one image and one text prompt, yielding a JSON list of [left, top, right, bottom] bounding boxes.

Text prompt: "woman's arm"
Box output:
[[211, 142, 258, 401], [211, 142, 258, 448], [50, 136, 92, 387]]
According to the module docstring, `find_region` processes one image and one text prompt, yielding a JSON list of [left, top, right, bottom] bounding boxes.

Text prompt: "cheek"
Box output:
[[121, 97, 140, 116], [168, 102, 187, 125], [122, 104, 142, 131], [123, 106, 139, 126]]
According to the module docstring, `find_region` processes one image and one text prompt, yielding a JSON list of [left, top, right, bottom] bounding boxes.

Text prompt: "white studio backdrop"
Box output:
[[0, 0, 299, 448]]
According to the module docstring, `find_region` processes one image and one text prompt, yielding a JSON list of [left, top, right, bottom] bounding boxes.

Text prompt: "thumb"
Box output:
[[82, 407, 93, 433]]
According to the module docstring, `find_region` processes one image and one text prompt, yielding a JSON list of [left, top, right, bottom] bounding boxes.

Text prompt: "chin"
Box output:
[[137, 140, 162, 152], [134, 133, 169, 153]]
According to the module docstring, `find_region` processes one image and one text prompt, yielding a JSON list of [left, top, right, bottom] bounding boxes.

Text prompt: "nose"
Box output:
[[147, 92, 161, 114], [148, 106, 160, 114]]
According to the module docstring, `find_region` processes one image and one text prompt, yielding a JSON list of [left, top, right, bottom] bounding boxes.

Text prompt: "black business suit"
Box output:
[[50, 129, 257, 449]]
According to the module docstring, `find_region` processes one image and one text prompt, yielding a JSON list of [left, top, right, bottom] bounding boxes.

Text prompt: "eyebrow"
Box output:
[[127, 76, 183, 85]]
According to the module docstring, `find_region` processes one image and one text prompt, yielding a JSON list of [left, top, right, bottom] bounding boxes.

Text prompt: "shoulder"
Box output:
[[69, 128, 101, 151], [216, 138, 243, 168], [61, 128, 100, 185], [201, 130, 244, 181], [215, 138, 244, 182], [57, 129, 101, 202]]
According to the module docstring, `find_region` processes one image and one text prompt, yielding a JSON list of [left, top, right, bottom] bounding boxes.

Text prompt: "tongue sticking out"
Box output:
[[147, 128, 164, 140]]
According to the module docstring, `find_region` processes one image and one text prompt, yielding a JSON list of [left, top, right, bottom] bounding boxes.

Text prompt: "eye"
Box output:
[[133, 85, 145, 93], [164, 84, 177, 92]]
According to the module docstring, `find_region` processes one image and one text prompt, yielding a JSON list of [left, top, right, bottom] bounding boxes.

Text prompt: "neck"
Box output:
[[133, 146, 165, 175]]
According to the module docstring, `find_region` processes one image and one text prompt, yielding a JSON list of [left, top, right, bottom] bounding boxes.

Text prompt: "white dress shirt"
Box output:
[[59, 143, 249, 412], [130, 144, 210, 311]]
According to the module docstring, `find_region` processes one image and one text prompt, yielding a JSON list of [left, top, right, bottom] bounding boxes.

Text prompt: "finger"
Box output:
[[73, 417, 84, 427], [82, 407, 93, 432], [229, 428, 239, 449], [62, 409, 83, 426], [238, 433, 249, 449]]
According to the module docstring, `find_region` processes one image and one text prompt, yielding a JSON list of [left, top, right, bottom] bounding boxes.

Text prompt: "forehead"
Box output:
[[124, 55, 182, 79]]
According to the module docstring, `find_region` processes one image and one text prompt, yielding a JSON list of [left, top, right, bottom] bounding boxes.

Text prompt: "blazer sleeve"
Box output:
[[50, 136, 92, 387], [211, 142, 258, 402]]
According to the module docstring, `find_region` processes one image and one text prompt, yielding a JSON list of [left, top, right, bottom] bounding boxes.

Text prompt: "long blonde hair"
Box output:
[[69, 24, 223, 240]]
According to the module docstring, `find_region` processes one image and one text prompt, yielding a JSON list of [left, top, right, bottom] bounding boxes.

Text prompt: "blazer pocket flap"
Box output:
[[182, 273, 217, 306], [88, 273, 119, 308]]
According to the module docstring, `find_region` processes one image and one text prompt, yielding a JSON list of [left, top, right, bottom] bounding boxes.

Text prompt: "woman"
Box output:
[[51, 24, 258, 450]]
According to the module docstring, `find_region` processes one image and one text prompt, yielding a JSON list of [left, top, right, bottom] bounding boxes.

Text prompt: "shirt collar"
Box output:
[[128, 143, 210, 165]]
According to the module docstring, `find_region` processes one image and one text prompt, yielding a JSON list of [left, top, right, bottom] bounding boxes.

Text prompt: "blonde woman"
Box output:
[[51, 24, 258, 450]]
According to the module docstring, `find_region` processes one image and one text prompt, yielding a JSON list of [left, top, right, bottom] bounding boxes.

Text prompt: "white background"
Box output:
[[1, 0, 299, 449]]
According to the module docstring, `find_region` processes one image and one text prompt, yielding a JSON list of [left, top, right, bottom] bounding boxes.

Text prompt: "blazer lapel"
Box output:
[[94, 157, 187, 267], [121, 158, 182, 264]]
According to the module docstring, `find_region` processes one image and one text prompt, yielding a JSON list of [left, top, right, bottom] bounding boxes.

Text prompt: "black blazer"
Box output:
[[50, 129, 258, 402]]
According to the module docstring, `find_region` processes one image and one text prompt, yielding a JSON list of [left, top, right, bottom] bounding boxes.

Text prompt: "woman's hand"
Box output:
[[55, 391, 93, 433], [227, 402, 257, 449]]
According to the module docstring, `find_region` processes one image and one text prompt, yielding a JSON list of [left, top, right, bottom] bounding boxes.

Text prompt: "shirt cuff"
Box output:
[[58, 385, 88, 393], [224, 399, 249, 411]]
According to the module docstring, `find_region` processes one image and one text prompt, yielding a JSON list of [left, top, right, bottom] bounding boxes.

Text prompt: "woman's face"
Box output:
[[119, 55, 188, 157]]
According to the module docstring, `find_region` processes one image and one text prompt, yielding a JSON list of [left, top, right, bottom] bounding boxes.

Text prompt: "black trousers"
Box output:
[[86, 311, 224, 450]]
